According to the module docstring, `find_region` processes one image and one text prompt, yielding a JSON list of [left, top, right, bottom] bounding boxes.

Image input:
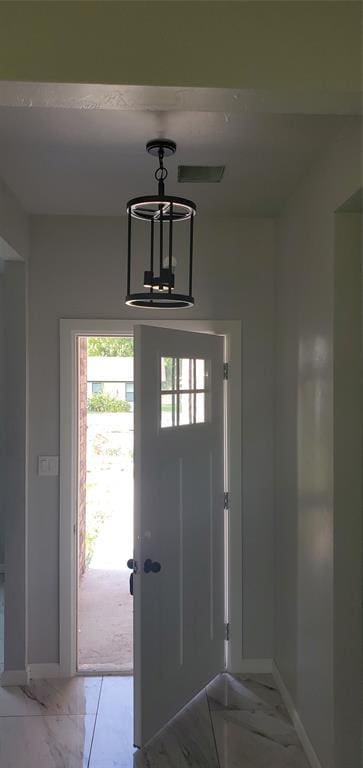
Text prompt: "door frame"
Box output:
[[59, 318, 242, 677]]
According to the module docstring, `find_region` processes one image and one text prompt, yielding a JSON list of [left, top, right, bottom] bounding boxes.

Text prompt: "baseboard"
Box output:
[[237, 658, 273, 674], [272, 662, 322, 768], [0, 669, 28, 686], [27, 663, 62, 680]]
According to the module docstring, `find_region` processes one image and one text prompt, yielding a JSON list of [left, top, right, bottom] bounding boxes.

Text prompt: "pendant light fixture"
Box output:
[[125, 139, 196, 308]]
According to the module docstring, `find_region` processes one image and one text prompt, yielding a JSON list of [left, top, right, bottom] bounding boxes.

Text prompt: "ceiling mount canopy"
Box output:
[[125, 139, 196, 308]]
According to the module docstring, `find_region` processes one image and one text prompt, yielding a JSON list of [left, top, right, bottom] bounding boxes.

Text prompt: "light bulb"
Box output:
[[163, 255, 177, 269]]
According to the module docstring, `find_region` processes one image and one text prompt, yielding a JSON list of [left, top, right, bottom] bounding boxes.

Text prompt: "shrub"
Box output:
[[87, 392, 131, 413]]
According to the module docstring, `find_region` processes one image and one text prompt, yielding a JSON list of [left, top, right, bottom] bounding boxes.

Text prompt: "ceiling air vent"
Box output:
[[178, 165, 225, 183]]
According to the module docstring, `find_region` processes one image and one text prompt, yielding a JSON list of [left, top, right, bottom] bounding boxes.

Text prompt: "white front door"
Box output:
[[133, 325, 225, 747]]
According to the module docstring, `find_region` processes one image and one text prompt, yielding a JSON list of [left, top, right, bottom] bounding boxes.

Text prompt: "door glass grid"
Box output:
[[161, 357, 210, 428]]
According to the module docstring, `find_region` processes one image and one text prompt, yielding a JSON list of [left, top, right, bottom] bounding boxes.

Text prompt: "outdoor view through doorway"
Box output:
[[77, 336, 134, 673]]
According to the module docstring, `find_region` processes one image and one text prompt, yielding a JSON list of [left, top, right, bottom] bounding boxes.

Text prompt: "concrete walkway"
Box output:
[[78, 412, 134, 672], [78, 568, 133, 672]]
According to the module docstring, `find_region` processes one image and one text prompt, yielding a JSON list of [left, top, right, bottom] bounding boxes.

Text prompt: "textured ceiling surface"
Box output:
[[0, 93, 357, 216]]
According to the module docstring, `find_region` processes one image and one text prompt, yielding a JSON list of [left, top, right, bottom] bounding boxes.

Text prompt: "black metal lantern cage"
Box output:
[[125, 140, 196, 308]]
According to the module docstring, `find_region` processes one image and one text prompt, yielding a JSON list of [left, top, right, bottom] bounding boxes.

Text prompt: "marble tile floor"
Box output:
[[0, 673, 311, 767]]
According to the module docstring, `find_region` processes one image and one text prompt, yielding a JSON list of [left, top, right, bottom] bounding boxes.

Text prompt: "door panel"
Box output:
[[134, 325, 225, 747]]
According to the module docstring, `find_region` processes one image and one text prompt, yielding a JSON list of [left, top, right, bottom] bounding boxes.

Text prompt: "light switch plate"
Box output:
[[38, 456, 59, 476]]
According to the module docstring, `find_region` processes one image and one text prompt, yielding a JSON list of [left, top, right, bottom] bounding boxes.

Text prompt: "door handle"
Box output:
[[127, 558, 138, 596], [129, 572, 134, 596], [144, 558, 162, 574]]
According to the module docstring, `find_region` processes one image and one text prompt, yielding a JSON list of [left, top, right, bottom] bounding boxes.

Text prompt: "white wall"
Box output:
[[333, 212, 362, 768], [0, 268, 4, 566], [0, 178, 29, 262], [28, 213, 275, 665], [2, 261, 28, 672], [0, 178, 29, 676], [0, 181, 28, 570], [275, 122, 361, 768]]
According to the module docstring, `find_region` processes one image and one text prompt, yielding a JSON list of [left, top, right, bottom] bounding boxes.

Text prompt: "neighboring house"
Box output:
[[87, 356, 134, 404]]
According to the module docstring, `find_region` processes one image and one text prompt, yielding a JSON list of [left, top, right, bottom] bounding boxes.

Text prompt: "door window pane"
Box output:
[[195, 392, 206, 423], [161, 393, 176, 428], [179, 393, 194, 426], [179, 358, 194, 390], [160, 355, 209, 428], [196, 359, 207, 390], [161, 357, 176, 391]]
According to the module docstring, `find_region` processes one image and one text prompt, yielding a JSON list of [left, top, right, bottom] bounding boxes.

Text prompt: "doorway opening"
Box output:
[[59, 319, 240, 682], [76, 335, 134, 673]]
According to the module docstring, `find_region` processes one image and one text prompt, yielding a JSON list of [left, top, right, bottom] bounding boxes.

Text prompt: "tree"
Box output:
[[87, 336, 134, 357]]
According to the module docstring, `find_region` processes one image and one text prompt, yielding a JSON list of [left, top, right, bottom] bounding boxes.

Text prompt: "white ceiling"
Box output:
[[0, 85, 357, 217]]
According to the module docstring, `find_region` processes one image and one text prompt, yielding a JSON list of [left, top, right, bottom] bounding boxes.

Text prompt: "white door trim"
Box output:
[[59, 318, 242, 677]]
